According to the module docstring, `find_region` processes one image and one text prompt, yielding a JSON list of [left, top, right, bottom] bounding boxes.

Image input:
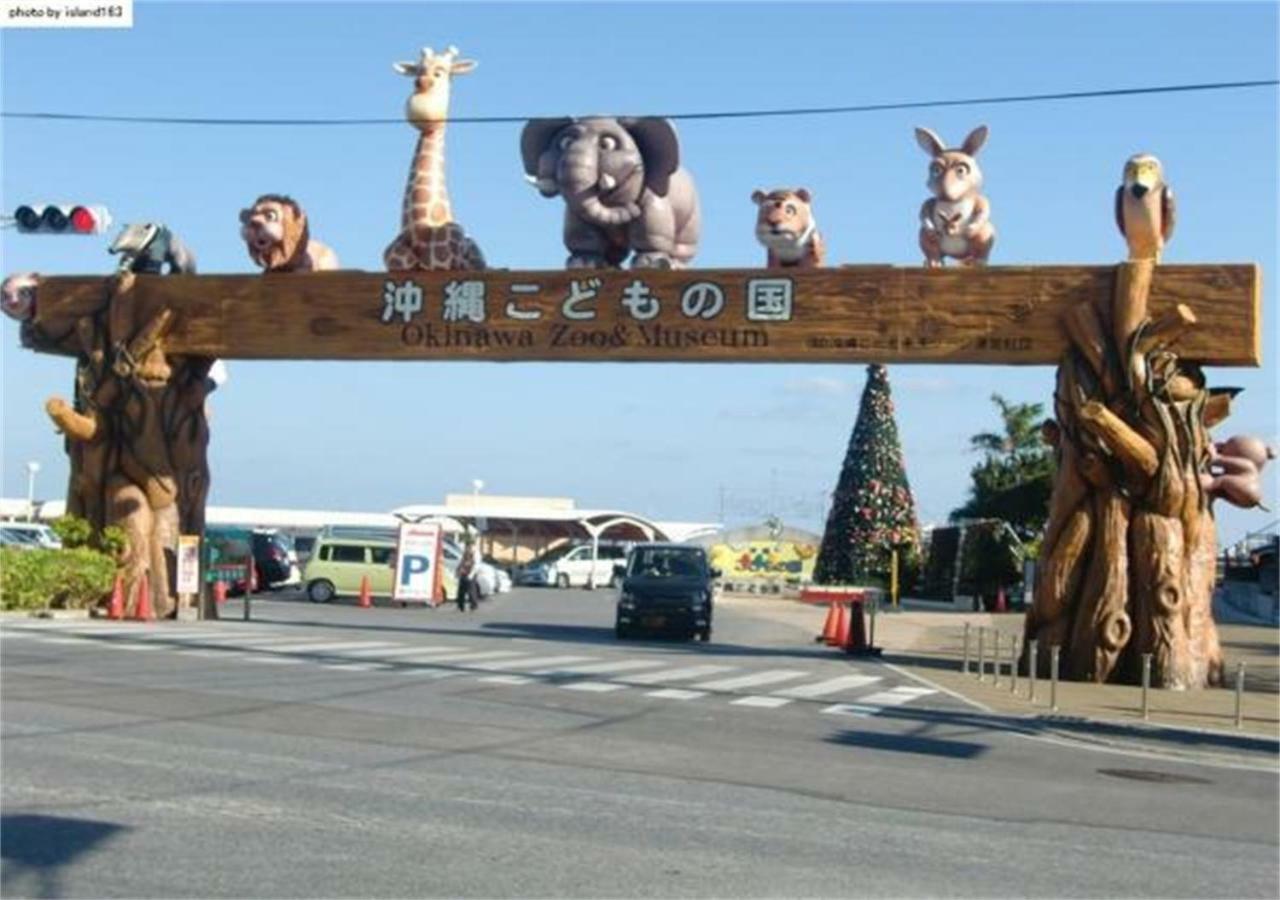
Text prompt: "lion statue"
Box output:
[[239, 194, 339, 272]]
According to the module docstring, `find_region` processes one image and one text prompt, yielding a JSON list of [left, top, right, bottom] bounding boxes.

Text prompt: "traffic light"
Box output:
[[11, 204, 112, 235]]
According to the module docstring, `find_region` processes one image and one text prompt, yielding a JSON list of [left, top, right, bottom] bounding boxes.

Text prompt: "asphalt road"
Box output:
[[2, 587, 1277, 899]]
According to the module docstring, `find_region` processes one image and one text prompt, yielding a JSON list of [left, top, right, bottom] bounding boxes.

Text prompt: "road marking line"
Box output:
[[821, 703, 878, 718], [626, 664, 737, 685], [335, 645, 459, 659], [561, 681, 627, 693], [857, 687, 937, 707], [646, 689, 706, 701], [693, 670, 808, 691], [324, 662, 386, 672], [28, 637, 90, 645], [548, 659, 669, 676], [243, 656, 305, 665], [732, 696, 793, 709], [400, 650, 526, 665], [476, 655, 596, 672], [271, 641, 399, 654], [774, 674, 883, 699], [478, 675, 534, 685]]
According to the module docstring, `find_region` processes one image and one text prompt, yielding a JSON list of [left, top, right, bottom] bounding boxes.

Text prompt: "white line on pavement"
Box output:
[[731, 696, 794, 709], [475, 655, 597, 672], [547, 659, 670, 676], [625, 664, 737, 685], [773, 673, 883, 699], [645, 688, 706, 701], [478, 675, 535, 685], [693, 669, 808, 691], [561, 681, 628, 693]]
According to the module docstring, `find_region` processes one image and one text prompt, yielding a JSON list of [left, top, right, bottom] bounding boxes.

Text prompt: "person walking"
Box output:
[[456, 534, 481, 612]]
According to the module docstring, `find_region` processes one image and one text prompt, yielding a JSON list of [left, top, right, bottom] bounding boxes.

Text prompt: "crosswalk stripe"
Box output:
[[399, 650, 526, 665], [547, 659, 669, 676], [323, 662, 387, 672], [646, 688, 706, 700], [774, 673, 882, 699], [693, 669, 808, 691], [625, 664, 737, 684], [335, 645, 458, 659], [561, 681, 627, 693], [731, 696, 793, 709], [475, 655, 596, 672], [856, 687, 936, 707], [270, 641, 399, 654]]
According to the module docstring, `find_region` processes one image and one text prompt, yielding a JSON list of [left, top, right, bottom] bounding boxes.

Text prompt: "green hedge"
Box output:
[[0, 547, 117, 611]]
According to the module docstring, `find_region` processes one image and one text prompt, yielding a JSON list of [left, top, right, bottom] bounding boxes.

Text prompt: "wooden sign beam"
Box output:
[[21, 264, 1261, 366]]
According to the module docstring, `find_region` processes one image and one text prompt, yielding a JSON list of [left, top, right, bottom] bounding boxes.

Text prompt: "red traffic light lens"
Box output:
[[70, 207, 97, 233]]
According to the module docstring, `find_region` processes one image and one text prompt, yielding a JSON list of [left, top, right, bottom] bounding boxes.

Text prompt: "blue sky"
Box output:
[[2, 1, 1277, 544]]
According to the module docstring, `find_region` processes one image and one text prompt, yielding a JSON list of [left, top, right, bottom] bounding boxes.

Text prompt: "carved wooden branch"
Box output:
[[1077, 400, 1159, 478]]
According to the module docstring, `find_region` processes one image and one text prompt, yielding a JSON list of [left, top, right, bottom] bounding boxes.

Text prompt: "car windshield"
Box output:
[[627, 547, 705, 579]]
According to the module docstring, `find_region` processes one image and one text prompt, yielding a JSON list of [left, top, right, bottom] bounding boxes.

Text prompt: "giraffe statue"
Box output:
[[385, 46, 486, 271]]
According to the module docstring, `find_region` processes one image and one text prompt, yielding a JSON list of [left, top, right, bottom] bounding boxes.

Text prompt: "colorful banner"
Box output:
[[708, 540, 818, 583], [393, 522, 443, 604]]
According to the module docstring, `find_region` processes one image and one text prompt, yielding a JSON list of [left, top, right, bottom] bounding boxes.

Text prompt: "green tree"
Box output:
[[951, 394, 1055, 539], [815, 365, 921, 586]]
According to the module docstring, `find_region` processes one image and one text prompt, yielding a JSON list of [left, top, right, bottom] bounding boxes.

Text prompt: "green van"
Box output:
[[302, 531, 456, 604]]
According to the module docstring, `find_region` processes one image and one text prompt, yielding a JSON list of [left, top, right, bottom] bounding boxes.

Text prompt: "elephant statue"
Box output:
[[521, 116, 700, 269]]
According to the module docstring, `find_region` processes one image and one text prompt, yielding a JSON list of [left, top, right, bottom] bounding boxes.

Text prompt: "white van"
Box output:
[[0, 522, 62, 549], [545, 542, 631, 589]]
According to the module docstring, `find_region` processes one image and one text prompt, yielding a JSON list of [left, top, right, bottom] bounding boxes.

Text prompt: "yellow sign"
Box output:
[[708, 540, 818, 583]]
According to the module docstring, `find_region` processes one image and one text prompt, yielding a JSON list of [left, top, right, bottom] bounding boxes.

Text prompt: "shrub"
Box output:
[[0, 547, 117, 611], [51, 515, 93, 549], [99, 525, 129, 559]]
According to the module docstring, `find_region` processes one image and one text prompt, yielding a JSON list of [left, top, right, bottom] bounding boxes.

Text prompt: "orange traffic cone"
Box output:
[[132, 575, 154, 621], [107, 574, 124, 620], [213, 580, 227, 605], [358, 576, 373, 609], [817, 603, 839, 643], [830, 603, 851, 648]]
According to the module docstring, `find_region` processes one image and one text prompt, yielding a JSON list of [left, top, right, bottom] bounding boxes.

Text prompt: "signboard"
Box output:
[[176, 534, 201, 595], [393, 521, 444, 604], [25, 265, 1260, 366]]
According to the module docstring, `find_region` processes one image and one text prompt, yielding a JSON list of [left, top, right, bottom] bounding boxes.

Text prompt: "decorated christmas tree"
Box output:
[[814, 364, 921, 585]]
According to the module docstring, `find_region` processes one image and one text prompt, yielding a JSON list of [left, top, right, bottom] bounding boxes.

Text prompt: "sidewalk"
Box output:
[[720, 592, 1280, 745]]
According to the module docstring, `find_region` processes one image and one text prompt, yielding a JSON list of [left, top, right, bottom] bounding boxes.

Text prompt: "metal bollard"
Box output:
[[1010, 635, 1019, 694], [977, 628, 986, 681], [1028, 639, 1039, 703], [1049, 645, 1060, 712], [992, 631, 1001, 686], [1235, 661, 1245, 729], [962, 622, 971, 675], [1141, 653, 1151, 720]]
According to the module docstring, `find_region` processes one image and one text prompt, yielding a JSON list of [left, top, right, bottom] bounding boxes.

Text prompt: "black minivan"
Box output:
[[614, 544, 719, 642]]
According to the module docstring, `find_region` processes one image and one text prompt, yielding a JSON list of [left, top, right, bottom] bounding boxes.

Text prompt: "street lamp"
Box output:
[[25, 461, 40, 521]]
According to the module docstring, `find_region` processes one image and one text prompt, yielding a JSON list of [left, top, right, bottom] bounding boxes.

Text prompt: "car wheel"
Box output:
[[557, 574, 571, 589], [307, 580, 335, 603], [697, 628, 711, 642], [608, 573, 620, 588], [615, 622, 630, 639]]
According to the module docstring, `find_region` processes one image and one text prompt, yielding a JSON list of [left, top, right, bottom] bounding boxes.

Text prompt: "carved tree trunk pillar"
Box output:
[[1026, 260, 1224, 688], [45, 274, 213, 619]]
